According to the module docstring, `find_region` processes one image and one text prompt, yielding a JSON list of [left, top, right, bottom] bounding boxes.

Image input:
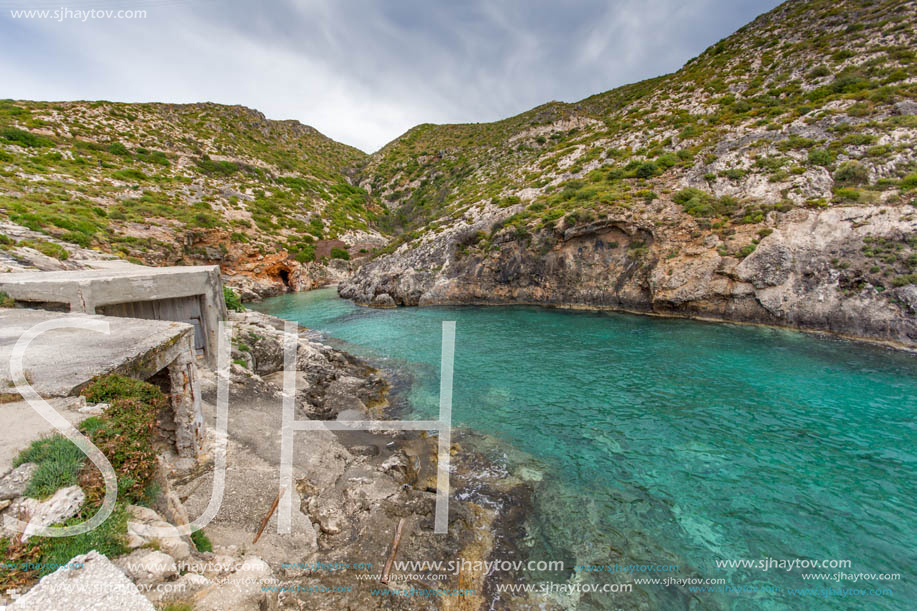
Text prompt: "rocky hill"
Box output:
[[0, 101, 386, 296], [2, 0, 916, 346], [342, 0, 917, 348]]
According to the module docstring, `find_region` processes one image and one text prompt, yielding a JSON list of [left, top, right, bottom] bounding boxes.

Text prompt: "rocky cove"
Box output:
[[187, 309, 540, 610], [339, 200, 917, 350]]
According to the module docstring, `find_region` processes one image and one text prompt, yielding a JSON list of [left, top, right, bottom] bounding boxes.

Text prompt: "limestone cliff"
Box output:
[[342, 0, 917, 348]]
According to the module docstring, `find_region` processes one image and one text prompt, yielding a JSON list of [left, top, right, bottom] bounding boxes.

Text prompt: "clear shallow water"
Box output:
[[255, 288, 917, 610]]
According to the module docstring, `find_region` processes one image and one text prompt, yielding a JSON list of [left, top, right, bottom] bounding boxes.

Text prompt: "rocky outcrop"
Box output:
[[341, 201, 917, 348], [9, 551, 155, 611], [158, 309, 535, 609]]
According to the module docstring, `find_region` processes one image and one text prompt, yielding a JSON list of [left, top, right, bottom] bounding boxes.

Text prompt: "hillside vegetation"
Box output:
[[1, 0, 916, 317], [362, 0, 916, 247], [0, 101, 380, 269], [342, 0, 917, 347]]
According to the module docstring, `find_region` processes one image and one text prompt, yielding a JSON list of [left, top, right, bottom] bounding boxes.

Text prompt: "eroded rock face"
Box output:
[[342, 202, 917, 348]]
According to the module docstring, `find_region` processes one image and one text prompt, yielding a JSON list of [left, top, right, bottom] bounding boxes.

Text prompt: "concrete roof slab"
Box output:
[[0, 309, 194, 398]]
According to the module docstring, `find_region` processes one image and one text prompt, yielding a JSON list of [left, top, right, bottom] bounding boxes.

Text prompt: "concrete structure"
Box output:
[[0, 265, 226, 367], [0, 309, 204, 458]]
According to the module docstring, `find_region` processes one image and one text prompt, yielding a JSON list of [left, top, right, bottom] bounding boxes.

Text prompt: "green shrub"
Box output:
[[834, 187, 861, 202], [807, 148, 833, 166], [672, 188, 736, 217], [195, 156, 239, 176], [833, 161, 868, 185], [294, 244, 316, 263], [330, 247, 350, 260], [899, 173, 917, 191], [191, 529, 212, 553], [111, 168, 147, 182], [192, 212, 219, 228], [1, 127, 52, 148], [107, 142, 130, 156], [60, 231, 92, 248], [78, 381, 164, 505], [634, 161, 659, 178], [0, 291, 14, 308], [806, 65, 831, 80], [738, 244, 757, 258], [655, 152, 680, 169], [223, 286, 244, 312], [82, 374, 163, 404]]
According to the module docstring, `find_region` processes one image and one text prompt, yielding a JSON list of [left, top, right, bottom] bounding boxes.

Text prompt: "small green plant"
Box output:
[[20, 240, 69, 260], [834, 161, 868, 185], [329, 247, 350, 260], [634, 161, 659, 178], [82, 374, 162, 404], [807, 148, 833, 166], [0, 291, 14, 308], [111, 168, 147, 182], [190, 529, 212, 553], [834, 187, 861, 202], [223, 286, 244, 312], [673, 188, 738, 218], [13, 435, 86, 498], [806, 65, 831, 80], [107, 142, 130, 156], [1, 127, 52, 148]]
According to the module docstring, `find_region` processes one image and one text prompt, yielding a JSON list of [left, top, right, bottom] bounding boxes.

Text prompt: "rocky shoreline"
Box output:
[[339, 201, 917, 351], [187, 309, 541, 609], [0, 307, 541, 610]]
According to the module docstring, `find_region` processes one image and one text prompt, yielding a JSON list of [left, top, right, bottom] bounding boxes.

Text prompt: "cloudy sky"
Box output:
[[0, 0, 782, 152]]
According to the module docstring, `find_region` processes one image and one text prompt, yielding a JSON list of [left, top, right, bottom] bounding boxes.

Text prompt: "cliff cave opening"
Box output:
[[278, 269, 290, 288]]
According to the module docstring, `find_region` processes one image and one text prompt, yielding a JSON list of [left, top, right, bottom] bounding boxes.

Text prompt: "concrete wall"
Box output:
[[0, 266, 227, 367]]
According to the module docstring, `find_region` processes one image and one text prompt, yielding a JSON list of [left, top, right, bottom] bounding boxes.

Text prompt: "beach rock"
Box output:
[[9, 551, 155, 611], [0, 463, 37, 500], [192, 556, 276, 611], [126, 505, 192, 560], [115, 549, 178, 585], [371, 292, 396, 308], [16, 485, 85, 542], [78, 402, 109, 416]]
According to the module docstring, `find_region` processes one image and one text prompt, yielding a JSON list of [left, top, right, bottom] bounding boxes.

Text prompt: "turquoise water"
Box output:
[[255, 288, 917, 610]]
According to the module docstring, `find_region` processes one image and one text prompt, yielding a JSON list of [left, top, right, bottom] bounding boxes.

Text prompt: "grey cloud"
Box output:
[[0, 0, 782, 151]]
